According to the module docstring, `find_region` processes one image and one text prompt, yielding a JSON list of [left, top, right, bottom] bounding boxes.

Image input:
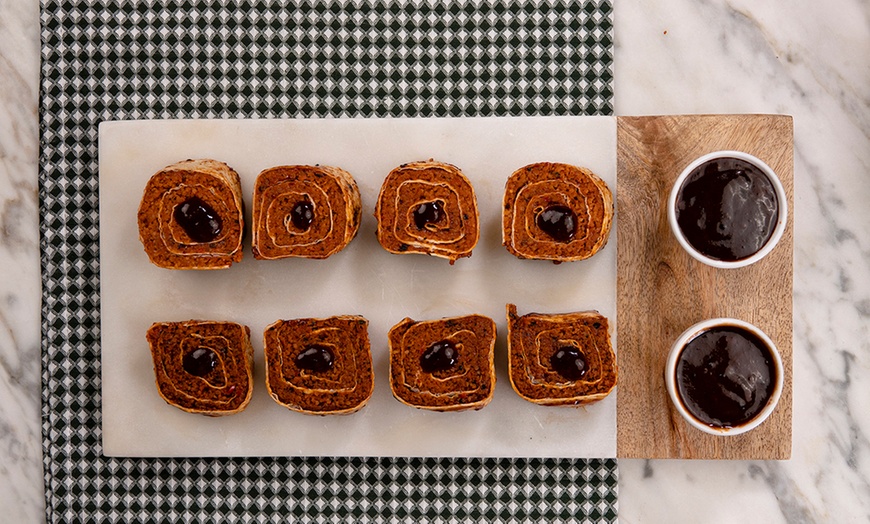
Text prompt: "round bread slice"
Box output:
[[503, 162, 613, 262], [251, 165, 362, 260], [506, 304, 617, 406], [389, 314, 496, 412], [137, 159, 244, 269], [375, 160, 480, 264], [264, 315, 374, 415], [146, 320, 254, 416]]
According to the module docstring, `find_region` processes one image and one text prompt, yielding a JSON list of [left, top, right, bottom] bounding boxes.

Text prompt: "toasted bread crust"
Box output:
[[137, 159, 244, 269], [503, 162, 613, 261], [375, 160, 480, 263], [389, 314, 496, 411], [146, 320, 254, 416], [506, 304, 617, 406]]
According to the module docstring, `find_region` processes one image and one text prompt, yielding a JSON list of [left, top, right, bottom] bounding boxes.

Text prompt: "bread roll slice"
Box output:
[[506, 304, 617, 406], [146, 320, 254, 416], [503, 162, 613, 262], [264, 315, 374, 415], [375, 160, 480, 264], [137, 159, 244, 269], [252, 165, 362, 260], [389, 314, 496, 411]]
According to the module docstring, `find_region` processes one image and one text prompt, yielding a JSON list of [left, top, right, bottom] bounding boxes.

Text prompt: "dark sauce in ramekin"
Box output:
[[676, 326, 777, 428], [676, 157, 778, 261]]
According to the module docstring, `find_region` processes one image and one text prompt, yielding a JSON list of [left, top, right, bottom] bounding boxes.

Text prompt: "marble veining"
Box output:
[[615, 0, 870, 522], [0, 0, 44, 523], [1, 0, 868, 522]]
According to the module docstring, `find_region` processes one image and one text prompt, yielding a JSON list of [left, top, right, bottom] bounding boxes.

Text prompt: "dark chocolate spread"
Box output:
[[536, 205, 577, 242], [420, 340, 458, 373], [550, 346, 588, 381], [675, 157, 778, 261], [182, 347, 218, 377], [296, 345, 335, 373], [290, 200, 315, 231], [413, 201, 445, 230], [676, 326, 776, 428], [174, 196, 222, 243]]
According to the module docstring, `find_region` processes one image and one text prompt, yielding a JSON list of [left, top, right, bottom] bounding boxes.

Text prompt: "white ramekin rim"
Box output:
[[667, 150, 788, 269], [664, 317, 785, 436]]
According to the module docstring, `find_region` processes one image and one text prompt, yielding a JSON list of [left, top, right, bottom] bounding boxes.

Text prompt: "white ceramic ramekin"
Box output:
[[667, 150, 788, 269], [664, 318, 784, 436]]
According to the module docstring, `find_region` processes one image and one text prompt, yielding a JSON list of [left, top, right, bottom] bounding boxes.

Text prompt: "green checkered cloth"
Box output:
[[40, 1, 616, 522]]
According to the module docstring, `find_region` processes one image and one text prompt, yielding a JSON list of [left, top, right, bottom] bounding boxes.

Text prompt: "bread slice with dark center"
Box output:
[[389, 314, 496, 411], [146, 320, 254, 416], [264, 315, 374, 415], [506, 304, 617, 406]]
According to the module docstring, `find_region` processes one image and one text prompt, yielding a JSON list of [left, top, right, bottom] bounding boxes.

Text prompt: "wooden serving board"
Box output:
[[615, 114, 794, 459]]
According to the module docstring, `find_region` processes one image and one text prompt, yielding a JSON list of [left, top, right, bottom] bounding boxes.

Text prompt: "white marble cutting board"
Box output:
[[99, 117, 617, 457]]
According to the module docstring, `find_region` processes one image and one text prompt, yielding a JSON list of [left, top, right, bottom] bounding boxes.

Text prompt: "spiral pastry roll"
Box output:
[[389, 314, 496, 411], [252, 165, 362, 260], [264, 316, 374, 415], [375, 160, 480, 263], [137, 159, 244, 269], [506, 304, 617, 406], [503, 162, 613, 262], [146, 320, 254, 416]]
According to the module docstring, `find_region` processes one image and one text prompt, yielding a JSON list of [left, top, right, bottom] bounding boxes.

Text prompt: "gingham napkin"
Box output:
[[39, 1, 616, 521]]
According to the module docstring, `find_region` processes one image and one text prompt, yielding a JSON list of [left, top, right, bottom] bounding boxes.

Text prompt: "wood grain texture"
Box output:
[[615, 115, 793, 459]]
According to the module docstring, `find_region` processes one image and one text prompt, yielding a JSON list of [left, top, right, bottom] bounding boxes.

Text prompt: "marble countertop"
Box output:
[[1, 0, 867, 521]]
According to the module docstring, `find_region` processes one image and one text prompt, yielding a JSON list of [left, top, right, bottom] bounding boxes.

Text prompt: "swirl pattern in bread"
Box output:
[[252, 165, 362, 260], [506, 304, 617, 406], [137, 159, 245, 269], [375, 160, 480, 263], [503, 162, 613, 262], [264, 316, 374, 415], [146, 320, 254, 416], [389, 314, 496, 411]]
